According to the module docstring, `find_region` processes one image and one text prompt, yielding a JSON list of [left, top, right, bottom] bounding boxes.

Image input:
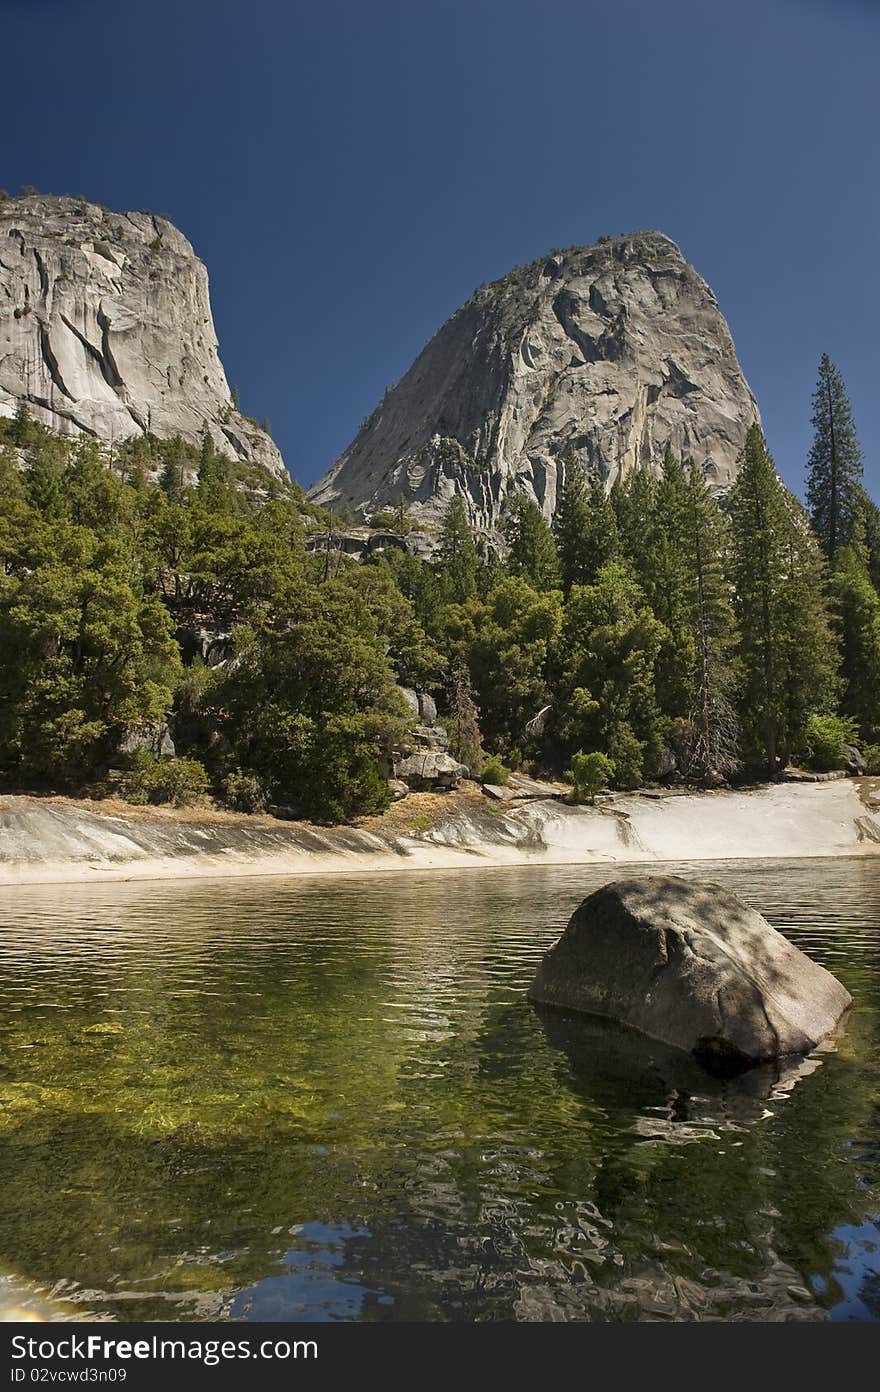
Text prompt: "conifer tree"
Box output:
[[680, 459, 740, 780], [560, 561, 668, 788], [553, 452, 618, 593], [777, 503, 839, 763], [199, 425, 216, 472], [829, 546, 880, 734], [393, 495, 414, 536], [637, 450, 693, 721], [446, 655, 483, 774], [853, 486, 880, 594], [505, 496, 560, 591], [24, 444, 66, 518], [158, 436, 188, 501], [11, 398, 36, 448], [615, 464, 657, 580], [438, 494, 478, 603], [806, 354, 864, 560], [583, 467, 620, 584], [553, 451, 589, 592], [729, 424, 837, 773]]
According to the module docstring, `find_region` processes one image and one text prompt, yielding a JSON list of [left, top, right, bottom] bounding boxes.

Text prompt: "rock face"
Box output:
[[528, 875, 851, 1069], [394, 749, 468, 790], [482, 773, 563, 803], [117, 721, 176, 761], [309, 231, 758, 538], [0, 194, 285, 477], [392, 686, 468, 789]]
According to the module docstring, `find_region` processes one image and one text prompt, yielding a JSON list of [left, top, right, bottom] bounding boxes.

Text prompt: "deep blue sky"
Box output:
[[2, 0, 877, 497]]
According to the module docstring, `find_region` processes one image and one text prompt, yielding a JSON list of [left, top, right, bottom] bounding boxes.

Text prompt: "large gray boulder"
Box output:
[[528, 875, 851, 1070], [844, 744, 867, 774], [0, 194, 285, 478], [309, 230, 758, 543], [397, 687, 421, 721], [393, 750, 467, 790], [118, 721, 176, 761], [417, 691, 438, 727]]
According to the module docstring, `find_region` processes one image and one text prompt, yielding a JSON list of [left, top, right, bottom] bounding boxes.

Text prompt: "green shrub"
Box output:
[[568, 750, 615, 804], [607, 724, 645, 790], [480, 755, 511, 786], [223, 769, 267, 813], [804, 712, 859, 772], [123, 750, 208, 807]]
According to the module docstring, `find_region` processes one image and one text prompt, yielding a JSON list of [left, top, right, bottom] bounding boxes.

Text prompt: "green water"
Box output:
[[0, 859, 878, 1322]]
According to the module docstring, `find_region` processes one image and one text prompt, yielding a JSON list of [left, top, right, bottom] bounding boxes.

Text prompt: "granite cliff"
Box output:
[[0, 193, 285, 477], [309, 231, 758, 535]]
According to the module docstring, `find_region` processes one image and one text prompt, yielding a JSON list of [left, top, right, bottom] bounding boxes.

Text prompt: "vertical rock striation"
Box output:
[[0, 193, 286, 477], [309, 231, 758, 537]]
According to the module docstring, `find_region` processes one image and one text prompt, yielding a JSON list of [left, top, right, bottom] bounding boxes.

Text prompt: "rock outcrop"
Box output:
[[528, 875, 851, 1069], [0, 193, 285, 477], [481, 773, 564, 803], [309, 231, 758, 539], [392, 686, 468, 789]]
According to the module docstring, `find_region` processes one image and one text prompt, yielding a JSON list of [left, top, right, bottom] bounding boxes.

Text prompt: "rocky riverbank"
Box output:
[[1, 779, 878, 888]]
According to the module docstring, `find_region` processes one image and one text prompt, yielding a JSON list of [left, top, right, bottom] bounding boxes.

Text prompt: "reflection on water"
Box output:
[[0, 858, 878, 1322]]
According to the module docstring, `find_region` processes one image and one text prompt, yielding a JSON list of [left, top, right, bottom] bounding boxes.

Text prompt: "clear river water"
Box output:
[[1, 858, 878, 1322]]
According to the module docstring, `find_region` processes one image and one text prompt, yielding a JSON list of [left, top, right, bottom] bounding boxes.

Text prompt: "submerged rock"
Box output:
[[528, 875, 851, 1070]]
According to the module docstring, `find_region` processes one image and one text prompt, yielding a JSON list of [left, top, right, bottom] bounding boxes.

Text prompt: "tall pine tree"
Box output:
[[635, 450, 693, 723], [829, 546, 880, 735], [438, 494, 478, 603], [505, 496, 560, 591], [552, 451, 617, 593], [729, 424, 837, 773], [853, 485, 880, 594], [806, 354, 864, 560], [446, 654, 484, 774], [680, 459, 740, 780]]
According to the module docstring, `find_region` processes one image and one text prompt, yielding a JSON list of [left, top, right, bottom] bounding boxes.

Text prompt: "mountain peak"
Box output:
[[0, 192, 286, 477], [309, 230, 756, 536]]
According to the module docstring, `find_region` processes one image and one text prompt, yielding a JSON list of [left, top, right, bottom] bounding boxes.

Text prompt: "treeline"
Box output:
[[1, 354, 878, 821]]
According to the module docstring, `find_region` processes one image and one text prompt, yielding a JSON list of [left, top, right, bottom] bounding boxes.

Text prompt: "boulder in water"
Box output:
[[528, 875, 851, 1070]]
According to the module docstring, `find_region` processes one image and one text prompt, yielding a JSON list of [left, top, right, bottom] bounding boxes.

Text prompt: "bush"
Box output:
[[123, 750, 208, 807], [607, 723, 645, 790], [568, 750, 615, 804], [804, 713, 859, 772], [480, 755, 511, 786], [223, 769, 267, 813]]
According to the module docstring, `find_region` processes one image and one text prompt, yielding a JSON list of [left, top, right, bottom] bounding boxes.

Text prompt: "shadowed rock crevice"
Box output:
[[37, 320, 74, 400]]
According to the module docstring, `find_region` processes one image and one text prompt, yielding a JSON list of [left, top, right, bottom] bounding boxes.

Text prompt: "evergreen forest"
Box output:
[[1, 354, 878, 823]]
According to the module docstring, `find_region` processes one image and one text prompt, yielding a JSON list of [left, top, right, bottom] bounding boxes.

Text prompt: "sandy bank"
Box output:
[[1, 780, 878, 889]]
